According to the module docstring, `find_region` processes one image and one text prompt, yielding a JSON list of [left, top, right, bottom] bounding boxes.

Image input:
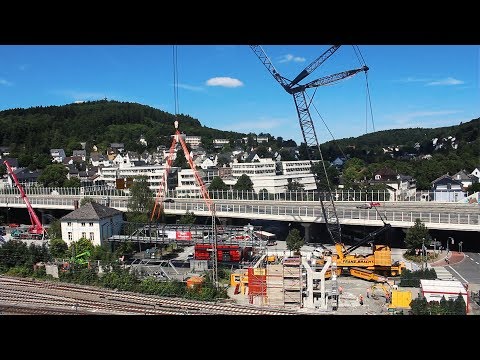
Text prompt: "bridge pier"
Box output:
[[302, 223, 311, 243]]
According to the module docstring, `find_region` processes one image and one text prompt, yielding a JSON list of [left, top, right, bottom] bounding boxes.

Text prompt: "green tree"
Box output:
[[285, 228, 304, 254], [49, 238, 69, 258], [404, 218, 431, 255], [47, 219, 62, 240], [258, 188, 269, 200], [467, 182, 480, 194], [64, 177, 81, 188], [127, 175, 154, 214], [208, 176, 228, 191], [179, 211, 196, 224], [81, 197, 97, 206], [234, 174, 254, 191], [173, 147, 189, 169], [37, 164, 68, 187], [453, 293, 467, 315], [285, 179, 305, 191], [68, 238, 94, 258]]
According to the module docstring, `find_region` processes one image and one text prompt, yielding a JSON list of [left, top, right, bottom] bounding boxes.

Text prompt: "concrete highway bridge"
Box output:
[[1, 187, 478, 232]]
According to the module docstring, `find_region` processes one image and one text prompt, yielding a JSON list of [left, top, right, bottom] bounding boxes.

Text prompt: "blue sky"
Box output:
[[0, 45, 478, 145]]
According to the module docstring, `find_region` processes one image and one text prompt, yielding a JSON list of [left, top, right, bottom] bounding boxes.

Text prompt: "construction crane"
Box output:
[[3, 160, 47, 238], [151, 120, 220, 288], [250, 45, 368, 245]]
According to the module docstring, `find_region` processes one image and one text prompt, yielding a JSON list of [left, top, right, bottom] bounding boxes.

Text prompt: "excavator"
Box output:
[[250, 46, 404, 282]]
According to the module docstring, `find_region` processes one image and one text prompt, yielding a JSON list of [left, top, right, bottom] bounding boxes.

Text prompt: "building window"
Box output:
[[68, 232, 72, 241], [67, 222, 72, 226], [89, 222, 94, 227], [89, 232, 94, 241], [82, 232, 86, 239], [81, 222, 86, 226]]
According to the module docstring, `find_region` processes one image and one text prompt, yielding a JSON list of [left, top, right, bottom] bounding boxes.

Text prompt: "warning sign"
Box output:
[[176, 231, 192, 241]]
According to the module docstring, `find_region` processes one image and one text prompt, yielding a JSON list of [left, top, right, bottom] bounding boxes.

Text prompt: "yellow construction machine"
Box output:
[[311, 214, 405, 282]]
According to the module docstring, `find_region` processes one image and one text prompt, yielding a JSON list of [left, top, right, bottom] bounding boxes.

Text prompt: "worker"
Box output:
[[338, 286, 343, 295], [385, 292, 390, 304], [359, 294, 364, 305], [366, 287, 371, 298]]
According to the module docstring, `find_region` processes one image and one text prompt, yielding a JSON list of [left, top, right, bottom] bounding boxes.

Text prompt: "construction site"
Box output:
[[142, 45, 414, 314]]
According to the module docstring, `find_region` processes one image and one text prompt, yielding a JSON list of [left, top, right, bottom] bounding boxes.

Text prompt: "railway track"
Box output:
[[0, 276, 307, 315]]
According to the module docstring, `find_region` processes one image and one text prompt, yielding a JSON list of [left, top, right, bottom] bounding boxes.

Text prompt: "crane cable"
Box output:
[[352, 45, 376, 134], [305, 90, 347, 160], [173, 45, 179, 116]]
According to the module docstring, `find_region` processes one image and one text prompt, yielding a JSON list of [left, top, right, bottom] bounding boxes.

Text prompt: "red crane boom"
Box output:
[[3, 160, 45, 235]]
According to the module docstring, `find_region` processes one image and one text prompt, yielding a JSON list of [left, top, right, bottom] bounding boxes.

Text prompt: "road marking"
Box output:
[[476, 262, 479, 265], [448, 266, 468, 283]]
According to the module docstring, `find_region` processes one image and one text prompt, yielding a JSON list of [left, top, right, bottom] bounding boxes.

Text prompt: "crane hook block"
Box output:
[[174, 120, 179, 129]]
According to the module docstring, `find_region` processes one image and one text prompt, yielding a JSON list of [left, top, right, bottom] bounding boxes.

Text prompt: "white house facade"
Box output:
[[60, 202, 124, 247]]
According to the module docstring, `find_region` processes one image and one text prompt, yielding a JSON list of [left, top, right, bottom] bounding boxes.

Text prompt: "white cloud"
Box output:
[[175, 83, 204, 92], [398, 76, 464, 86], [398, 76, 431, 83], [206, 77, 243, 88], [426, 77, 465, 86], [278, 54, 306, 63], [0, 79, 13, 86]]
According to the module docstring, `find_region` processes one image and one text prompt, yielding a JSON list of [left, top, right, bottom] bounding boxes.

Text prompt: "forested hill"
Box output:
[[321, 117, 479, 160], [0, 100, 247, 155]]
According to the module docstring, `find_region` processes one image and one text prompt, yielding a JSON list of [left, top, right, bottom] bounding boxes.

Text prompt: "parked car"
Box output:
[[163, 198, 175, 203], [356, 202, 381, 209]]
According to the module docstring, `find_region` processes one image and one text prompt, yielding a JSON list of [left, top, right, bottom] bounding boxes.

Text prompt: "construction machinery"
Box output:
[[150, 119, 221, 287], [310, 208, 406, 281], [3, 160, 47, 240], [250, 47, 404, 282]]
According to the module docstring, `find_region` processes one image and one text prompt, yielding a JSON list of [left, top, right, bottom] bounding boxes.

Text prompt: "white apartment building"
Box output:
[[97, 164, 167, 191], [229, 159, 318, 194], [213, 139, 230, 148], [175, 168, 202, 197], [185, 135, 202, 148], [256, 136, 269, 144]]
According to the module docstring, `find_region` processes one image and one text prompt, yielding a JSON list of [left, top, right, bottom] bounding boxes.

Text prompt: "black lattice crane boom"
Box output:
[[250, 45, 368, 245]]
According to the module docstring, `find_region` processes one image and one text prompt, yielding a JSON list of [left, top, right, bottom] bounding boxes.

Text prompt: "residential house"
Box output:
[[50, 149, 66, 163], [110, 143, 125, 153], [452, 170, 478, 190], [390, 174, 417, 201], [431, 174, 465, 202], [72, 150, 87, 161], [0, 146, 11, 157], [90, 152, 110, 167], [471, 166, 480, 181], [332, 156, 346, 168], [5, 167, 42, 188], [60, 202, 124, 246]]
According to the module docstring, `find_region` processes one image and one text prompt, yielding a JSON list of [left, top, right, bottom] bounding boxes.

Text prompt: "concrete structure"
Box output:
[[60, 202, 124, 246]]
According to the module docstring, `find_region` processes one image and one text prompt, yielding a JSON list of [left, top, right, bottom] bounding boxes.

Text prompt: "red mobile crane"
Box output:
[[151, 120, 220, 287], [3, 160, 47, 238]]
